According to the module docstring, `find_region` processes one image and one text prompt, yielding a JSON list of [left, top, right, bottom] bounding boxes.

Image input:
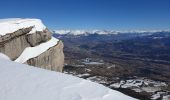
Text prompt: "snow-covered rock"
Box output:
[[0, 18, 64, 72], [15, 37, 59, 63], [0, 18, 46, 36], [0, 18, 51, 60], [0, 59, 136, 100]]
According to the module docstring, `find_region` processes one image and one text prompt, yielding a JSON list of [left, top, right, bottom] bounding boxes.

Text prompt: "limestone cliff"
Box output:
[[26, 41, 64, 72], [0, 18, 64, 72]]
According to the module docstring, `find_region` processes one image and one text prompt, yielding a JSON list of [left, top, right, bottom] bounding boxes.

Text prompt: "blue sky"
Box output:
[[0, 0, 170, 30]]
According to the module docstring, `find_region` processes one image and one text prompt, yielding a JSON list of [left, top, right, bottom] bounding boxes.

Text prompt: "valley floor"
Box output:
[[64, 61, 170, 100]]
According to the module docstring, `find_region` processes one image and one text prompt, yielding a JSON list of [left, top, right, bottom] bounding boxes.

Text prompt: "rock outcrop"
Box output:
[[0, 18, 64, 72], [26, 41, 64, 72]]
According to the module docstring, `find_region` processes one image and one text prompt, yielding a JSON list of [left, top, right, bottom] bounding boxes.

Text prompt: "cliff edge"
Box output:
[[0, 18, 64, 72]]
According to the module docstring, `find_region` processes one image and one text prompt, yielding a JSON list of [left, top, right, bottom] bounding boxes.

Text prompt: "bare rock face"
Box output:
[[0, 28, 52, 60], [26, 29, 52, 47], [0, 19, 64, 72], [26, 41, 64, 72]]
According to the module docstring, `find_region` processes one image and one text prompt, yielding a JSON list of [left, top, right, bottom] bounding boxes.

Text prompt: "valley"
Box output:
[[53, 31, 170, 100]]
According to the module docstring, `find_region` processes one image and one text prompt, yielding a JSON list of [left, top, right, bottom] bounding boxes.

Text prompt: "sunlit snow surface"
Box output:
[[0, 53, 10, 60], [15, 37, 59, 63], [0, 18, 46, 36], [0, 59, 136, 100]]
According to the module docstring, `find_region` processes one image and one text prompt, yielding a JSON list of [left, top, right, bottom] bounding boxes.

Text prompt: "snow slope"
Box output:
[[15, 37, 59, 63], [0, 53, 10, 60], [0, 58, 136, 100], [0, 18, 46, 36]]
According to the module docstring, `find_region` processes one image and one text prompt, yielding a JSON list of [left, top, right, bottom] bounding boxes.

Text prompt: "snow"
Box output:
[[111, 78, 167, 90], [54, 30, 118, 35], [121, 79, 143, 88], [0, 18, 46, 36], [151, 93, 161, 100], [53, 30, 170, 35], [82, 61, 104, 65], [151, 91, 170, 100], [110, 83, 121, 88], [15, 37, 59, 63], [76, 73, 90, 77], [87, 76, 108, 84], [163, 95, 170, 100], [0, 59, 136, 100], [0, 53, 10, 60]]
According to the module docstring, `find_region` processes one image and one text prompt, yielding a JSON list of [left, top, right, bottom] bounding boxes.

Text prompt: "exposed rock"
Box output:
[[26, 29, 52, 47], [0, 27, 32, 60], [0, 18, 64, 72], [26, 41, 64, 72], [0, 28, 51, 60]]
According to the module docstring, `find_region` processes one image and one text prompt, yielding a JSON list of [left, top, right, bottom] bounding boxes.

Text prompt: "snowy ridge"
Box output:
[[0, 18, 46, 36], [0, 58, 136, 100], [15, 37, 59, 63], [53, 30, 169, 35], [54, 30, 118, 35]]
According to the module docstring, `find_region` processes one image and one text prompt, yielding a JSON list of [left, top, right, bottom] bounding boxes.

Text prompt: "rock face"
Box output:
[[0, 27, 33, 60], [26, 29, 52, 47], [26, 41, 64, 72], [0, 28, 51, 60], [0, 18, 64, 72]]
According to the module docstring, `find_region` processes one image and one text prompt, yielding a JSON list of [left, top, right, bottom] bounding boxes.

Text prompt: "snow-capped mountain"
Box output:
[[53, 30, 169, 36], [53, 30, 118, 35]]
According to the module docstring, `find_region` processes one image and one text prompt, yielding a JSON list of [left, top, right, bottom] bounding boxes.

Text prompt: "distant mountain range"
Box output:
[[53, 30, 170, 36]]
